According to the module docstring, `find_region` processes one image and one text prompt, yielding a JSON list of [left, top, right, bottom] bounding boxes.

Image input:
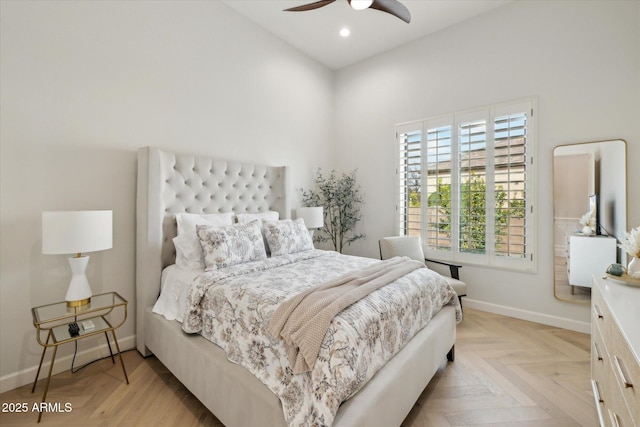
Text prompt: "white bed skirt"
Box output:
[[143, 304, 456, 427]]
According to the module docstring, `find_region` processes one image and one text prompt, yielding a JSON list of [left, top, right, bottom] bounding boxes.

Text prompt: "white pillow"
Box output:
[[173, 212, 234, 270], [236, 211, 279, 224], [263, 218, 314, 256], [236, 211, 280, 255], [197, 221, 267, 270]]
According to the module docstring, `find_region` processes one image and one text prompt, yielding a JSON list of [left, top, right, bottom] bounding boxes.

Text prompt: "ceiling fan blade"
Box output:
[[284, 0, 337, 12], [370, 0, 411, 23]]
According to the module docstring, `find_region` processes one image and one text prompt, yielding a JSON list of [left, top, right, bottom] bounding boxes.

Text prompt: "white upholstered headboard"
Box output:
[[136, 147, 290, 354]]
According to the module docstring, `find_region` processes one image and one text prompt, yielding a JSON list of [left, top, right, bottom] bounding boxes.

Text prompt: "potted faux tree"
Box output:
[[301, 169, 365, 253]]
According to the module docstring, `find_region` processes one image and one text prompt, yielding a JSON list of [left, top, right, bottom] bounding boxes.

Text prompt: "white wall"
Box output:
[[334, 1, 640, 327], [0, 0, 334, 392]]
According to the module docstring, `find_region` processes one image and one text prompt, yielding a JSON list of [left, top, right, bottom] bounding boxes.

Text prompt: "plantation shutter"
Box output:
[[491, 101, 534, 269], [396, 123, 422, 236], [456, 113, 489, 256], [425, 118, 453, 253]]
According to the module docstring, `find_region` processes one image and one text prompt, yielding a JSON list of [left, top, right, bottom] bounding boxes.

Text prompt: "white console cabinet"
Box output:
[[567, 235, 616, 288]]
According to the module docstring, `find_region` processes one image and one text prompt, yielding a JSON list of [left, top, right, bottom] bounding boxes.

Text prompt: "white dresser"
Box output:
[[591, 275, 640, 427], [568, 235, 616, 288]]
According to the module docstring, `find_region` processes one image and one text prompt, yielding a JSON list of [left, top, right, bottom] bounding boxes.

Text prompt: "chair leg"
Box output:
[[447, 345, 455, 362]]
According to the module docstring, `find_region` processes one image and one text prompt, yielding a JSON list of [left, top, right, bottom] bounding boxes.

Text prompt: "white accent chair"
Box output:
[[379, 236, 467, 307]]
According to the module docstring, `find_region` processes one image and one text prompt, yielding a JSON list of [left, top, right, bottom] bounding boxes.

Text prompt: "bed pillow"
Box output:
[[235, 211, 280, 224], [264, 218, 314, 256], [173, 212, 234, 270], [236, 211, 280, 255], [197, 221, 267, 270]]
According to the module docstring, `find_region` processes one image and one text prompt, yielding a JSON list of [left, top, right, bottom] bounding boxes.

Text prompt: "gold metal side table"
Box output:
[[31, 292, 129, 422]]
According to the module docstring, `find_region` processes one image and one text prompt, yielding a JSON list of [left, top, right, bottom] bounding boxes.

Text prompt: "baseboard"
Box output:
[[462, 299, 591, 334], [0, 334, 136, 394]]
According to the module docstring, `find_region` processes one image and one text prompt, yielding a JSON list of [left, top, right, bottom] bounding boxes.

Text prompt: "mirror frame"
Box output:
[[552, 139, 628, 304]]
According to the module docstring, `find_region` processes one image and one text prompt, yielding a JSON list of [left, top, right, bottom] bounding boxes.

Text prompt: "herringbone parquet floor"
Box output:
[[0, 308, 597, 426]]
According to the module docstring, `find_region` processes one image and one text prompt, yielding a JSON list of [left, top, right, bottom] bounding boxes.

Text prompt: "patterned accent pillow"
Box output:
[[197, 221, 267, 270], [173, 212, 234, 270], [264, 219, 314, 257], [236, 211, 280, 257]]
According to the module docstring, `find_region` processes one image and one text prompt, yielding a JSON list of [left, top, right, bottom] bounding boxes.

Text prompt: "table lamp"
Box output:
[[42, 210, 113, 307], [296, 207, 323, 238]]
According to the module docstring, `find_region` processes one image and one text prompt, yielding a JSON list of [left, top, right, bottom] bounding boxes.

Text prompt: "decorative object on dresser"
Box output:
[[629, 257, 640, 279], [41, 210, 112, 307], [591, 276, 640, 427], [607, 263, 626, 277], [619, 226, 640, 279], [567, 235, 616, 292]]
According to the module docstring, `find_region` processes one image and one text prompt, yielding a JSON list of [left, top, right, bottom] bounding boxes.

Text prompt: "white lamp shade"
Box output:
[[42, 210, 113, 255], [296, 207, 324, 229]]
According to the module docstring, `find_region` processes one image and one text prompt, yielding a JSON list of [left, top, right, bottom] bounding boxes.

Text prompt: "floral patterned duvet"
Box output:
[[182, 250, 462, 427]]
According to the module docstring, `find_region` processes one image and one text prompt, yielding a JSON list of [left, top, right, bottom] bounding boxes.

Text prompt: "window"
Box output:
[[396, 99, 536, 271]]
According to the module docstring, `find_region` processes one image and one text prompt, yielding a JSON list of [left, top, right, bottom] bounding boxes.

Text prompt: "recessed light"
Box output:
[[340, 27, 351, 37]]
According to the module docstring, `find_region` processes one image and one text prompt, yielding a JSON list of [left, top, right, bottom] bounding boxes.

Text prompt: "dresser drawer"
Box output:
[[592, 286, 610, 331], [592, 379, 609, 427], [592, 317, 608, 380], [593, 364, 635, 427], [603, 316, 640, 425], [606, 406, 635, 427], [592, 326, 610, 427], [592, 322, 631, 427]]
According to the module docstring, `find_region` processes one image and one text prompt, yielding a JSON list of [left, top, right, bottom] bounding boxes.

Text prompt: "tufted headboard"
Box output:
[[135, 147, 290, 354]]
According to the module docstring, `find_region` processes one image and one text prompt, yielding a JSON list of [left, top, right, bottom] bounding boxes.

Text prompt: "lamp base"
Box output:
[[67, 297, 91, 308], [65, 255, 93, 307]]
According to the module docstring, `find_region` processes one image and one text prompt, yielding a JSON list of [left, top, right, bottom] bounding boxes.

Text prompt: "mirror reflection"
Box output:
[[553, 140, 627, 303]]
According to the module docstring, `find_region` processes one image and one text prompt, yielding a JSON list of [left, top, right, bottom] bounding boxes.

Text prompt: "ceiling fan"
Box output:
[[284, 0, 411, 24]]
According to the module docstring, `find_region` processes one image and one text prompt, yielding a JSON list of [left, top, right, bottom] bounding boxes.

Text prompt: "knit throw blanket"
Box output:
[[267, 256, 425, 374]]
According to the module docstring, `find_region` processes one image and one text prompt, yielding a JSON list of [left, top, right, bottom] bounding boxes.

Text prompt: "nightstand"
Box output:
[[31, 292, 129, 422]]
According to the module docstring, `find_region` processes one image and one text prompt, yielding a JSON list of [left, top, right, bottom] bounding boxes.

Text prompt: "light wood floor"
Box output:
[[0, 308, 597, 426]]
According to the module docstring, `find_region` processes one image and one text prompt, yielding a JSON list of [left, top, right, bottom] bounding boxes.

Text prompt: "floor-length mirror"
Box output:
[[553, 140, 627, 303]]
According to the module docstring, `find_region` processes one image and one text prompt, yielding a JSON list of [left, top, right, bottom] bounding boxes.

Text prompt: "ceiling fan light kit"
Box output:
[[350, 0, 374, 10], [284, 0, 411, 23]]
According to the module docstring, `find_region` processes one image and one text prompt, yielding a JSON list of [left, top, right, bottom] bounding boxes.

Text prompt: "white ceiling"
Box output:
[[223, 0, 511, 70]]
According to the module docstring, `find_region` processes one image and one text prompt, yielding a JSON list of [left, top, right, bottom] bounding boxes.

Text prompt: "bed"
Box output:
[[136, 146, 460, 427]]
